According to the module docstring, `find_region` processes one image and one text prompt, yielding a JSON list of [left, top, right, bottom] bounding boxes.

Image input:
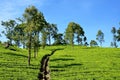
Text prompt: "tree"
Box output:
[[16, 18, 27, 48], [32, 10, 47, 58], [1, 20, 17, 45], [46, 23, 58, 45], [65, 22, 74, 45], [96, 30, 104, 47], [33, 33, 40, 58], [23, 5, 47, 65], [12, 24, 22, 47], [111, 27, 117, 48], [53, 33, 64, 45], [90, 40, 98, 47], [75, 24, 84, 45], [23, 6, 37, 65], [65, 22, 84, 46], [41, 28, 48, 49]]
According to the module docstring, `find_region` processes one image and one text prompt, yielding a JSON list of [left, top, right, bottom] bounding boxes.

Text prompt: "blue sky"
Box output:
[[0, 0, 120, 47]]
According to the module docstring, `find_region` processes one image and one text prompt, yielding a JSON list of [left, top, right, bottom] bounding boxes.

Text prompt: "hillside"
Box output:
[[0, 45, 120, 80]]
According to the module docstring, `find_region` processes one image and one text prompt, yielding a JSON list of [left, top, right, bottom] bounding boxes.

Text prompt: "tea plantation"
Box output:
[[0, 45, 120, 80]]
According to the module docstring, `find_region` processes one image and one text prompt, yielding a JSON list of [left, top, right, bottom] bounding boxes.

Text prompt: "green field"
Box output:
[[0, 45, 120, 80]]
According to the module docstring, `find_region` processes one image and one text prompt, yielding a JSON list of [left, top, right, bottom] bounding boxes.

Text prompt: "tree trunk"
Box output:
[[28, 34, 32, 66], [34, 32, 39, 58], [48, 34, 51, 45], [34, 46, 37, 58]]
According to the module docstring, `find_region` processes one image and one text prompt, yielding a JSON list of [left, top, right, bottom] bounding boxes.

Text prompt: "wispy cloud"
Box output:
[[0, 0, 46, 20], [0, 0, 46, 41]]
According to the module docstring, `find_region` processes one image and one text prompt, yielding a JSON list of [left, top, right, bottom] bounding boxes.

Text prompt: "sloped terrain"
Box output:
[[0, 46, 120, 80]]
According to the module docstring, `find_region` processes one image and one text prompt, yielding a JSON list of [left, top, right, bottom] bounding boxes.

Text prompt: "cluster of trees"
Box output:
[[65, 22, 87, 46], [1, 6, 61, 65], [0, 7, 90, 47], [90, 27, 120, 47], [0, 6, 86, 65], [1, 5, 120, 65], [90, 30, 104, 47]]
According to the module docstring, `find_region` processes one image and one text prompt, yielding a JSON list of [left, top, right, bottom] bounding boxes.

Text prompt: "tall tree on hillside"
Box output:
[[1, 20, 17, 45], [65, 22, 74, 45], [65, 22, 84, 46], [47, 23, 58, 45], [32, 11, 47, 58], [111, 27, 117, 48], [23, 6, 47, 65], [96, 30, 104, 47], [23, 6, 37, 65]]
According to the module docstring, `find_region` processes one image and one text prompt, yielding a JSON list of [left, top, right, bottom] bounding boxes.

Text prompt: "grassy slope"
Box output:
[[0, 45, 120, 80]]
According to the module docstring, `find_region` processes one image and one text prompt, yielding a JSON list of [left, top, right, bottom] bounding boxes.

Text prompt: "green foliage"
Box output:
[[111, 27, 116, 34], [96, 30, 104, 46], [1, 20, 17, 44], [117, 28, 120, 42], [111, 27, 117, 48], [65, 22, 84, 46], [52, 33, 65, 45], [0, 46, 120, 80], [90, 40, 98, 47], [41, 29, 48, 49], [22, 5, 47, 65], [47, 23, 58, 45]]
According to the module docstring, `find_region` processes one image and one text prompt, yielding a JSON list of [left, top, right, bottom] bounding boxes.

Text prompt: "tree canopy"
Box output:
[[96, 30, 104, 47], [65, 22, 84, 46], [90, 40, 98, 47]]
